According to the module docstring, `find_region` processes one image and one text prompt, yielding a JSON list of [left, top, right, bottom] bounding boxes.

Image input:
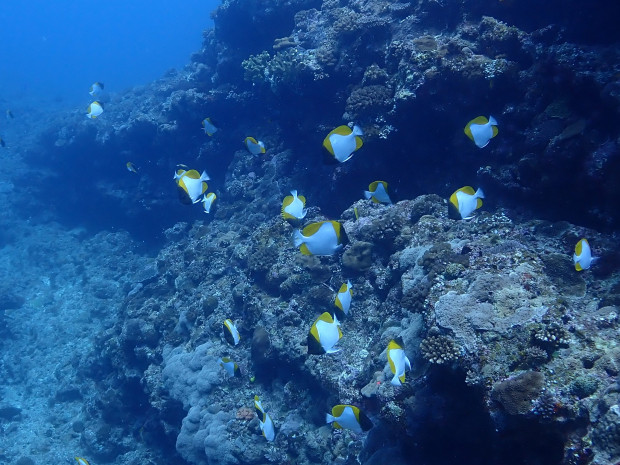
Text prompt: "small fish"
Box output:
[[86, 101, 104, 119], [219, 357, 240, 377], [0, 137, 5, 148], [464, 116, 498, 148], [364, 181, 392, 204], [334, 280, 353, 317], [6, 109, 14, 119], [254, 395, 275, 441], [449, 186, 484, 220], [281, 190, 307, 222], [89, 82, 104, 97], [293, 220, 346, 256], [201, 192, 217, 213], [307, 312, 342, 355], [223, 319, 241, 346], [326, 405, 373, 433], [202, 117, 218, 136], [176, 163, 189, 169], [126, 162, 138, 173], [244, 137, 265, 155], [573, 238, 598, 271], [387, 339, 411, 386], [75, 458, 90, 465], [323, 125, 363, 163], [174, 169, 209, 204]]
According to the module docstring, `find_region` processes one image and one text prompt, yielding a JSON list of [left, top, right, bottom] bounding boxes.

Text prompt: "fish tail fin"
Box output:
[[488, 116, 497, 126], [200, 170, 210, 181], [391, 375, 402, 386], [290, 189, 297, 197], [300, 208, 308, 219], [475, 188, 485, 199], [364, 190, 372, 199], [293, 229, 304, 247], [352, 125, 363, 136], [326, 413, 335, 424]]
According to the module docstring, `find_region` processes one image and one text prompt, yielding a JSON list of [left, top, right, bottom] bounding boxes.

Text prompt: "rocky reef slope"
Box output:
[[2, 0, 620, 464]]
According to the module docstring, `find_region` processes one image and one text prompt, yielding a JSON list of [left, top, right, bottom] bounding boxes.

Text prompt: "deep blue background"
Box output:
[[0, 0, 219, 107]]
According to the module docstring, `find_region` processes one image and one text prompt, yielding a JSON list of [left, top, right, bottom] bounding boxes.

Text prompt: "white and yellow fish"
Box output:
[[174, 169, 209, 204], [387, 339, 411, 386], [326, 405, 373, 433], [86, 101, 103, 119], [219, 357, 240, 377], [464, 116, 498, 148], [449, 186, 484, 220], [307, 312, 342, 355], [573, 238, 598, 271], [89, 82, 104, 98], [334, 280, 353, 316], [202, 117, 218, 136], [281, 190, 307, 222], [293, 220, 346, 256], [201, 192, 217, 213], [364, 181, 392, 204], [323, 125, 363, 163], [223, 319, 241, 346], [244, 137, 265, 155], [254, 395, 275, 441]]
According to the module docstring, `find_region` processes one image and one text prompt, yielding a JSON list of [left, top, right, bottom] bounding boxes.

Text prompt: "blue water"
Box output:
[[0, 0, 218, 107]]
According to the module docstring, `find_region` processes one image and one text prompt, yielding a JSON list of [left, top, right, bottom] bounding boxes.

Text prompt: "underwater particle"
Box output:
[[323, 125, 363, 163], [449, 186, 484, 220], [491, 371, 545, 415], [326, 405, 373, 433], [420, 335, 460, 364], [364, 181, 392, 204], [464, 116, 498, 148]]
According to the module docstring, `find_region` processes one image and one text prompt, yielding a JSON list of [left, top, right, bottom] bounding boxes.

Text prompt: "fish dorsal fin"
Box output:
[[460, 186, 476, 195], [282, 195, 293, 207], [333, 421, 343, 429], [246, 136, 257, 145], [575, 262, 583, 271], [492, 126, 499, 137], [302, 221, 323, 236], [476, 198, 483, 209], [368, 181, 379, 192], [333, 405, 345, 417], [185, 169, 201, 179], [201, 182, 208, 195], [298, 195, 306, 204], [318, 312, 334, 324], [338, 282, 348, 293]]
